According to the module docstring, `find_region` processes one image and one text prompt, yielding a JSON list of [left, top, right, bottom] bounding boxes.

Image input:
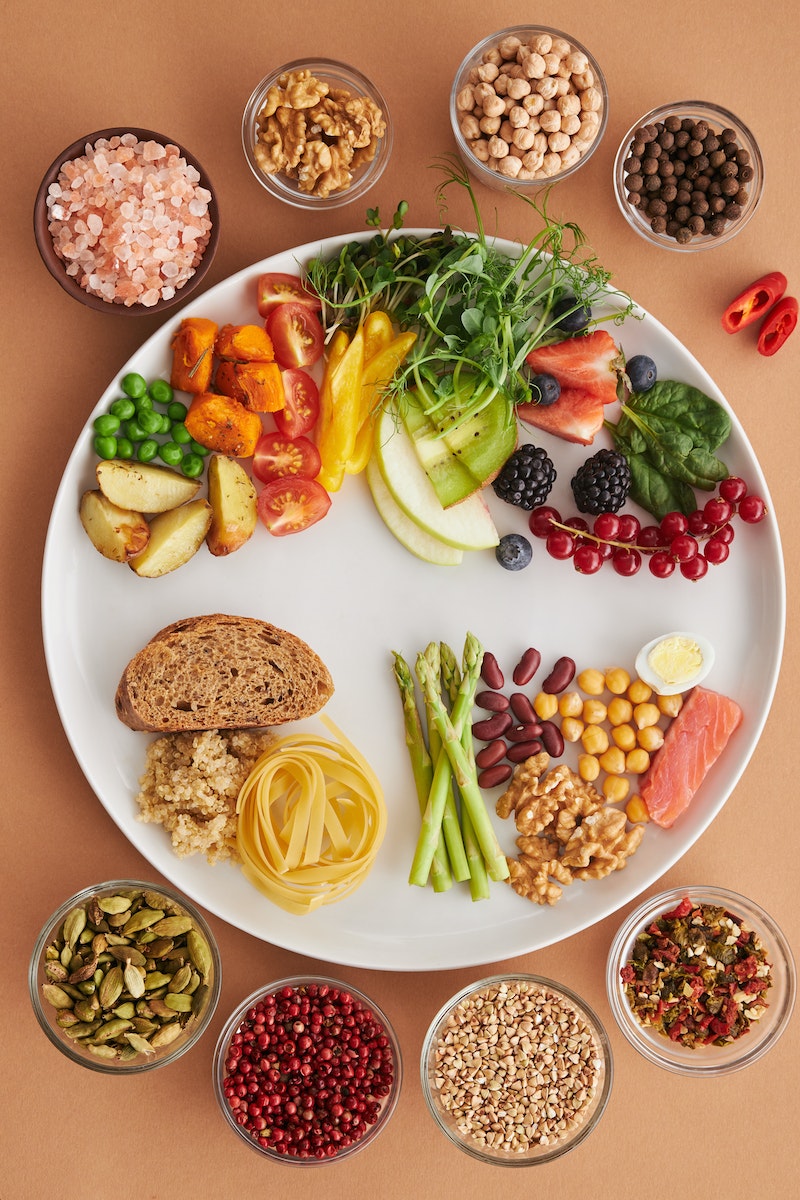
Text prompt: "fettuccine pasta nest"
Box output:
[[236, 716, 387, 914]]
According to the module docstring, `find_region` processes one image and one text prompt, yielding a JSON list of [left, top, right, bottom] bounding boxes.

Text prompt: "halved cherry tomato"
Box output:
[[257, 477, 331, 536], [252, 431, 322, 483], [721, 271, 787, 333], [756, 296, 798, 356], [273, 368, 320, 438], [266, 302, 325, 370], [256, 272, 321, 318]]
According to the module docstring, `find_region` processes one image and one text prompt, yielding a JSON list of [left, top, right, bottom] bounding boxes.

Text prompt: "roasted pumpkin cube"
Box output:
[[215, 360, 286, 412], [170, 317, 218, 394], [215, 323, 275, 362], [184, 392, 263, 457]]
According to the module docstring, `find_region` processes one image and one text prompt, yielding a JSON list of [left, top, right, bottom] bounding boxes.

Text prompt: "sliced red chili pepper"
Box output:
[[721, 271, 787, 333], [662, 897, 693, 920], [756, 295, 798, 356]]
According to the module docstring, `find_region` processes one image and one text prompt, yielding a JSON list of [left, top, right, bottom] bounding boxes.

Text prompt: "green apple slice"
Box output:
[[374, 403, 499, 551], [365, 456, 464, 565]]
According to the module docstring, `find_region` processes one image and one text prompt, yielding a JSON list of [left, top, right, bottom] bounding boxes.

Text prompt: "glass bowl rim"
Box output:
[[612, 100, 764, 252], [241, 59, 393, 211], [33, 127, 220, 313], [212, 973, 403, 1165], [420, 972, 613, 1166], [449, 24, 609, 190], [29, 877, 222, 1073], [605, 884, 796, 1076]]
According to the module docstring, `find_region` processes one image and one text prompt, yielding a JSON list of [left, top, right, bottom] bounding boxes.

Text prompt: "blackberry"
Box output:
[[571, 449, 632, 515], [492, 444, 557, 510]]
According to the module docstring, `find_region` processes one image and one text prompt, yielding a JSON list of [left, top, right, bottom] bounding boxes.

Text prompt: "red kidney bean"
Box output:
[[506, 739, 543, 762], [541, 655, 576, 694], [472, 712, 513, 741], [539, 719, 565, 757], [512, 647, 541, 686], [481, 652, 505, 690], [475, 689, 510, 713], [475, 739, 508, 768], [478, 763, 513, 789], [506, 722, 543, 743], [509, 692, 537, 724]]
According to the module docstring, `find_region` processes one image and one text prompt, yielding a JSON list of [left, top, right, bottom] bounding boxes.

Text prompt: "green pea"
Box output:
[[116, 437, 134, 460], [93, 435, 118, 459], [190, 440, 210, 457], [93, 413, 121, 437], [171, 422, 192, 444], [109, 397, 136, 421], [149, 379, 174, 405], [159, 413, 173, 434], [124, 418, 146, 442], [181, 453, 204, 478], [139, 410, 163, 435], [159, 441, 183, 467], [134, 394, 153, 414], [167, 401, 188, 422], [121, 372, 148, 399], [137, 439, 159, 463]]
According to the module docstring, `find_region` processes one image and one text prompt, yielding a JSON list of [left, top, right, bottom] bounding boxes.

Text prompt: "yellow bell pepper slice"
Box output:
[[362, 310, 394, 363], [315, 326, 365, 492], [345, 331, 417, 475]]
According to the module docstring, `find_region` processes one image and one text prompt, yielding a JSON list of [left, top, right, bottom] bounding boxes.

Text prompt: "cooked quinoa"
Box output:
[[135, 729, 274, 863]]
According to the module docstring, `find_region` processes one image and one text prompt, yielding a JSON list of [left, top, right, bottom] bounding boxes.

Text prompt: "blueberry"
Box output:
[[553, 295, 591, 332], [626, 354, 658, 392], [495, 533, 533, 571], [529, 372, 561, 407]]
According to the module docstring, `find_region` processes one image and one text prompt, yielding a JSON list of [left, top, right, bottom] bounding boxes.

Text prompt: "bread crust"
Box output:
[[115, 613, 334, 732]]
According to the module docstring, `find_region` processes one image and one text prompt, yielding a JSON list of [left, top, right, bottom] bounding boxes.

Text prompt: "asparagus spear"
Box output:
[[414, 636, 509, 883], [392, 653, 452, 892], [441, 643, 490, 902], [419, 643, 470, 883]]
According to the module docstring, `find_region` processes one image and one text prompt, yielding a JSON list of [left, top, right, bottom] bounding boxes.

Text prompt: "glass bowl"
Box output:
[[421, 974, 613, 1165], [613, 102, 764, 251], [606, 885, 796, 1076], [29, 879, 221, 1073], [450, 26, 608, 191], [242, 59, 392, 210], [33, 128, 219, 314], [213, 976, 402, 1163]]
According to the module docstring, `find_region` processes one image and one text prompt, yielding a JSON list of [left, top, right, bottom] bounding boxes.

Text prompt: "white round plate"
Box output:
[[42, 231, 785, 971]]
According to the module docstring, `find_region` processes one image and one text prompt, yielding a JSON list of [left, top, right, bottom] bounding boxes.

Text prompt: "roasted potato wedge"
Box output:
[[96, 459, 201, 513], [206, 454, 258, 556], [79, 490, 150, 562], [129, 499, 212, 578]]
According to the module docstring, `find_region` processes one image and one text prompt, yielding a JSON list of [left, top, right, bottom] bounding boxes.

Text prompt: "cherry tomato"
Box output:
[[266, 302, 325, 370], [257, 477, 331, 536], [274, 368, 320, 438], [252, 431, 322, 483], [256, 272, 321, 318]]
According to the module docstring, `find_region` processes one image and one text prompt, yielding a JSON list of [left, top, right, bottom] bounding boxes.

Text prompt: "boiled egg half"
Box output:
[[634, 631, 715, 695]]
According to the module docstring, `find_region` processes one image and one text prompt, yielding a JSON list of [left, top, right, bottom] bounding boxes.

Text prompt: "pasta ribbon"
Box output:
[[236, 716, 387, 915]]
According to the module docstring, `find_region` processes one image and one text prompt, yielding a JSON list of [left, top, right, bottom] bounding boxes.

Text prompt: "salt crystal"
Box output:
[[87, 213, 103, 236]]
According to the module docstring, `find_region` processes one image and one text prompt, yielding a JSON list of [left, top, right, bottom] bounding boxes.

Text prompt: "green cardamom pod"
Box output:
[[44, 961, 69, 984], [62, 907, 87, 948], [109, 945, 147, 967], [148, 998, 178, 1020], [144, 971, 173, 991], [98, 966, 124, 1009], [74, 997, 100, 1023], [124, 964, 146, 999], [167, 965, 193, 994], [123, 909, 164, 935], [191, 983, 210, 1017], [151, 916, 193, 939], [92, 1017, 133, 1044], [41, 983, 74, 1010], [163, 992, 193, 1013], [64, 1021, 100, 1040], [112, 1002, 136, 1020], [149, 1022, 183, 1049], [98, 895, 133, 915], [87, 1044, 119, 1060], [186, 931, 213, 980], [131, 1018, 159, 1036], [124, 1032, 156, 1056]]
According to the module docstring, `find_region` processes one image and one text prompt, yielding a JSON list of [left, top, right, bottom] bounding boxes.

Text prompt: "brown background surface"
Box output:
[[2, 2, 798, 1197]]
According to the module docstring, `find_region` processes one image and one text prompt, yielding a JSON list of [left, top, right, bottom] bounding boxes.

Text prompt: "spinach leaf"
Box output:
[[607, 380, 732, 519]]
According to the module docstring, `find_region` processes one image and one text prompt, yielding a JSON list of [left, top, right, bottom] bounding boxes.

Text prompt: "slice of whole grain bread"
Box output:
[[115, 614, 334, 732]]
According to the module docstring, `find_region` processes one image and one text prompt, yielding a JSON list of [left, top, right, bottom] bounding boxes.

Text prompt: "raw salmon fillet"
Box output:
[[641, 686, 743, 828]]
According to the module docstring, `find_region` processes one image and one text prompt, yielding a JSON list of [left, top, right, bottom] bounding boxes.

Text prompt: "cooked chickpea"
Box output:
[[637, 725, 664, 753], [626, 794, 650, 824], [559, 691, 583, 718], [578, 753, 600, 782], [599, 746, 626, 775], [611, 723, 637, 752], [657, 693, 684, 717], [603, 775, 630, 804], [607, 697, 633, 726], [577, 668, 605, 695], [561, 716, 585, 742], [533, 691, 558, 720], [604, 667, 630, 695], [627, 678, 653, 704], [582, 698, 608, 725], [633, 702, 661, 730], [626, 748, 651, 775], [581, 724, 609, 756]]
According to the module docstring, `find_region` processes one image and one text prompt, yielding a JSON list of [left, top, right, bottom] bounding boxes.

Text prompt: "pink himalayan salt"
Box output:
[[46, 134, 213, 307]]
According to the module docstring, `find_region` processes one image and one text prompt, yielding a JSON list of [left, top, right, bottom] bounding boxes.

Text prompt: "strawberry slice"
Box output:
[[518, 330, 623, 445]]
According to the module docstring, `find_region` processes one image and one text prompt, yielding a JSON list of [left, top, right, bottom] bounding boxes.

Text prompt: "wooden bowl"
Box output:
[[33, 127, 220, 315]]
